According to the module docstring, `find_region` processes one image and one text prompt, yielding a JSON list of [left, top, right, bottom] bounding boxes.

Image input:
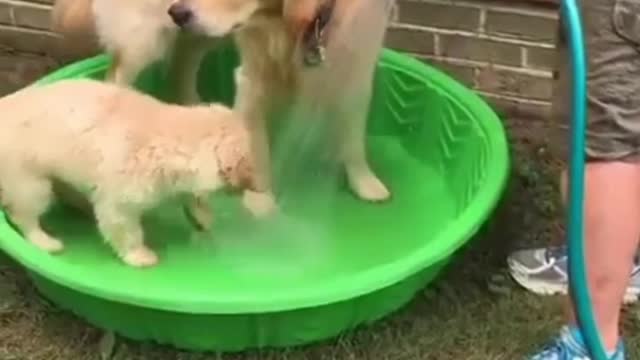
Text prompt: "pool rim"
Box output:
[[0, 49, 510, 314]]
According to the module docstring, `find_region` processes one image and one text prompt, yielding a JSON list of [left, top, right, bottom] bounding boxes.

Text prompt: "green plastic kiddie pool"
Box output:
[[0, 43, 509, 352]]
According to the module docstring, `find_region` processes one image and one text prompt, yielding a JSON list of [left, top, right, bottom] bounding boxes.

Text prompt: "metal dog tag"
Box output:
[[303, 19, 326, 66], [302, 0, 335, 67]]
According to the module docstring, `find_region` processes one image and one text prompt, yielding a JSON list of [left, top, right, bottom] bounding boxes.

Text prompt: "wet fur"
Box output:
[[0, 79, 256, 267]]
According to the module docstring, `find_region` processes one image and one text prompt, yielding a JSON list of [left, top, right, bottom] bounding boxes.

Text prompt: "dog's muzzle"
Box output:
[[168, 3, 193, 27]]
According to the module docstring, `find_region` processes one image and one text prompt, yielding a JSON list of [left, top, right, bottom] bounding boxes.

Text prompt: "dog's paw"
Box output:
[[242, 190, 278, 218], [29, 232, 65, 253], [349, 173, 391, 202], [122, 246, 158, 268]]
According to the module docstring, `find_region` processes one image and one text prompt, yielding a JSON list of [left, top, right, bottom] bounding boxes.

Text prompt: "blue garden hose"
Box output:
[[562, 0, 609, 359]]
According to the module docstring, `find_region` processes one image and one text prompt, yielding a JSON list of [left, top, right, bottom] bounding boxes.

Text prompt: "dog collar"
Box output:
[[302, 0, 336, 67]]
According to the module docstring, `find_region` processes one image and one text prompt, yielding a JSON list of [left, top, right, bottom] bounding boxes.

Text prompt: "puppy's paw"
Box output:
[[349, 173, 391, 202], [122, 245, 158, 268], [29, 232, 65, 253], [242, 190, 278, 218]]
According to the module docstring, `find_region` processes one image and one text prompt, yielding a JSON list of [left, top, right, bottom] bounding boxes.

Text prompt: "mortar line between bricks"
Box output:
[[4, 0, 52, 11], [521, 47, 529, 68], [406, 0, 558, 19], [471, 67, 480, 88], [415, 53, 553, 78], [478, 7, 487, 33], [7, 5, 15, 25], [0, 23, 60, 37], [390, 23, 556, 49], [478, 90, 552, 106]]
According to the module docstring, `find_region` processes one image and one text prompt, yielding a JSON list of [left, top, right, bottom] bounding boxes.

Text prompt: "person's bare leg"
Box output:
[[517, 0, 640, 357], [562, 162, 640, 351]]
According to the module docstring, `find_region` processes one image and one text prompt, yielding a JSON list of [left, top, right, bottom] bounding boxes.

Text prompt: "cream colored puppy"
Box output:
[[0, 79, 257, 267]]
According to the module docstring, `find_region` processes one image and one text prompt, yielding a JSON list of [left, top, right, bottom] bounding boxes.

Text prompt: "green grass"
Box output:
[[1, 119, 639, 359]]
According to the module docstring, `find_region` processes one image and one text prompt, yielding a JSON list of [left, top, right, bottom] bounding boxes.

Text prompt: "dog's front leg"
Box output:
[[168, 35, 220, 226], [168, 33, 218, 105], [233, 66, 278, 217], [94, 199, 158, 267], [105, 50, 153, 86]]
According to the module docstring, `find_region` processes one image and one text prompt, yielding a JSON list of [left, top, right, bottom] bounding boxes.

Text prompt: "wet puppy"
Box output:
[[0, 79, 258, 267]]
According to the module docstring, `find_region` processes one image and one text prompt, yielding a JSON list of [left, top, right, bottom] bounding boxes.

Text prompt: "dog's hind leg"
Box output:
[[168, 35, 220, 227], [0, 171, 63, 252], [335, 88, 390, 202], [241, 106, 279, 217], [233, 66, 278, 217], [93, 198, 157, 267]]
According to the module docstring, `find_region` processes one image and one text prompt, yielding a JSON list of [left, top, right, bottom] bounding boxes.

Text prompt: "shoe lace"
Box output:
[[545, 246, 567, 264], [523, 246, 567, 274], [531, 340, 566, 360], [531, 332, 596, 360]]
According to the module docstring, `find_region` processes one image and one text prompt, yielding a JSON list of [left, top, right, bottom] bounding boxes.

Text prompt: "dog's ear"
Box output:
[[218, 152, 258, 192], [216, 134, 258, 191], [235, 155, 259, 192]]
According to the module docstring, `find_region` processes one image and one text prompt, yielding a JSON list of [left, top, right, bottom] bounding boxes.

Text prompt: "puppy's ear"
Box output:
[[216, 134, 258, 191], [235, 156, 259, 192]]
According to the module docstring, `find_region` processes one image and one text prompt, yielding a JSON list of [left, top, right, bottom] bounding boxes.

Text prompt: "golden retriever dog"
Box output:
[[169, 0, 397, 213], [0, 79, 258, 267], [51, 0, 397, 215], [51, 0, 258, 105]]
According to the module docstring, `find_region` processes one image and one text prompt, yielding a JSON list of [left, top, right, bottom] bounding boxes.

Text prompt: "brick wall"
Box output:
[[386, 0, 559, 119], [0, 0, 559, 119], [0, 0, 61, 55], [0, 0, 59, 94]]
